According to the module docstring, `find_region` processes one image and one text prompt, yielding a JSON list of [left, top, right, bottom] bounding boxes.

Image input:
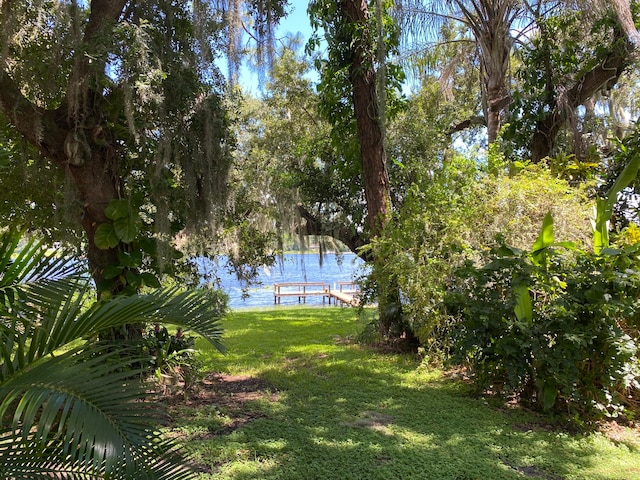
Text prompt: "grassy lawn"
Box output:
[[170, 307, 640, 480]]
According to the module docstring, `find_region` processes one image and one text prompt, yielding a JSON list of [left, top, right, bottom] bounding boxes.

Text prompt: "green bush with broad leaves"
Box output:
[[446, 215, 640, 420]]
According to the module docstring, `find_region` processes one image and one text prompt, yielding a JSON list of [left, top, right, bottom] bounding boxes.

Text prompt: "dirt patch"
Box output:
[[343, 410, 394, 434], [168, 373, 279, 406], [600, 420, 640, 449], [166, 372, 280, 437]]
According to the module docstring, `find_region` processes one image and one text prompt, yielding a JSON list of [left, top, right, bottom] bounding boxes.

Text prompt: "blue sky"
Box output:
[[278, 2, 313, 40], [239, 2, 316, 94]]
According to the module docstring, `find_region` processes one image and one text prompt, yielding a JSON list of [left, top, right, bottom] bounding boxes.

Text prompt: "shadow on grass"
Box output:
[[181, 308, 638, 480]]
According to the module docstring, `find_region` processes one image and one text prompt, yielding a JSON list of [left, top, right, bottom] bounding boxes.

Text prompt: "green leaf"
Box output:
[[594, 153, 640, 253], [141, 273, 161, 288], [594, 198, 610, 254], [531, 213, 554, 265], [514, 283, 532, 323], [114, 215, 141, 243], [94, 223, 120, 250], [553, 241, 577, 250], [117, 250, 142, 268], [495, 245, 522, 257], [104, 199, 130, 221], [139, 237, 157, 256], [102, 264, 122, 280], [532, 212, 554, 253], [607, 153, 640, 205], [125, 270, 139, 287]]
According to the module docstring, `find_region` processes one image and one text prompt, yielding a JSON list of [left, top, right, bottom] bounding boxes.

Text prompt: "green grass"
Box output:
[[172, 307, 640, 480]]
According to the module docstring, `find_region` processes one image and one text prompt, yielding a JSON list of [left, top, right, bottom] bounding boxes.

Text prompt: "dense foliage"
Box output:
[[368, 153, 592, 344], [447, 238, 639, 419], [0, 230, 226, 478]]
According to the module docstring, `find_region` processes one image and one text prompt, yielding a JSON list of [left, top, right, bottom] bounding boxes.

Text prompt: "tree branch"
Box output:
[[531, 28, 635, 162], [568, 37, 634, 107], [84, 0, 128, 39], [63, 0, 128, 116], [297, 204, 369, 260], [0, 69, 66, 160], [446, 115, 485, 135]]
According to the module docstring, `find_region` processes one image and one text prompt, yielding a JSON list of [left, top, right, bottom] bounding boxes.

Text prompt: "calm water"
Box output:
[[195, 253, 368, 309]]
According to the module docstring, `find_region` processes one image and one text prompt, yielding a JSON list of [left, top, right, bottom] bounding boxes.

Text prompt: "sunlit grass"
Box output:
[[173, 306, 640, 480]]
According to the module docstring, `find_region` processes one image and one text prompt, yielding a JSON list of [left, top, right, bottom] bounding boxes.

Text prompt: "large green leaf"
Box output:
[[607, 153, 640, 206], [532, 212, 554, 253], [104, 199, 130, 221], [531, 212, 554, 265], [114, 215, 141, 243], [514, 283, 533, 323], [594, 153, 640, 253], [94, 223, 120, 249]]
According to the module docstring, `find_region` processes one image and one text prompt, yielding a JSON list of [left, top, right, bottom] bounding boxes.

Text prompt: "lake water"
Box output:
[[195, 253, 368, 309]]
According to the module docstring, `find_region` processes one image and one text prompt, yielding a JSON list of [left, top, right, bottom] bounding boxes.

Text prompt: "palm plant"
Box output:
[[0, 230, 226, 479], [395, 0, 524, 144]]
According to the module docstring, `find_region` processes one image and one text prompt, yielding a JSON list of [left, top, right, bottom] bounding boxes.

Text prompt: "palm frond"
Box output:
[[1, 285, 226, 380], [0, 433, 198, 479], [0, 229, 224, 478], [0, 232, 86, 311], [72, 288, 227, 353], [0, 346, 196, 479]]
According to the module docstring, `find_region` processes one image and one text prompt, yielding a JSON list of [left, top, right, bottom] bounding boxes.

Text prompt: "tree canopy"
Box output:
[[0, 0, 287, 295], [0, 1, 639, 341], [2, 0, 640, 470]]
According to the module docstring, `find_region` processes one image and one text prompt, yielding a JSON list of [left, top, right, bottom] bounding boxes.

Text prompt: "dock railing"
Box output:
[[273, 282, 331, 304]]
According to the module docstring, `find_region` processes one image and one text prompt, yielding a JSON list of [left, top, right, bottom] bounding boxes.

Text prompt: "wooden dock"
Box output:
[[273, 282, 331, 304], [331, 282, 360, 306], [273, 282, 360, 306]]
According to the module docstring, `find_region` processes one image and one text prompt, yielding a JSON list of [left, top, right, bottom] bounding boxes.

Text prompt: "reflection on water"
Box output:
[[195, 253, 368, 309]]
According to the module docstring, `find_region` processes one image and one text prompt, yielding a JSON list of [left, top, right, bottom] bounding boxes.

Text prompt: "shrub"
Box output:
[[142, 324, 203, 393], [369, 159, 592, 347], [446, 243, 640, 420]]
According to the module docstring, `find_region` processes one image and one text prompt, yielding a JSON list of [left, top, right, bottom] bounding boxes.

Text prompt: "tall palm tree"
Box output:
[[396, 0, 638, 156], [0, 230, 226, 479], [396, 0, 523, 144]]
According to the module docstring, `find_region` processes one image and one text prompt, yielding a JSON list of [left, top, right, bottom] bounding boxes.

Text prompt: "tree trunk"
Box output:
[[66, 138, 123, 295], [0, 0, 127, 295], [476, 4, 512, 145], [341, 0, 413, 344], [342, 0, 391, 238]]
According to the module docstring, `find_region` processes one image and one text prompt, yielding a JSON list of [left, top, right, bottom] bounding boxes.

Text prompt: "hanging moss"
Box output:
[[0, 1, 288, 284]]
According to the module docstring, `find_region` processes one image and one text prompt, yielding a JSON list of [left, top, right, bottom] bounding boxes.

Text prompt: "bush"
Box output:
[[140, 323, 204, 393], [446, 243, 640, 420], [369, 159, 592, 348]]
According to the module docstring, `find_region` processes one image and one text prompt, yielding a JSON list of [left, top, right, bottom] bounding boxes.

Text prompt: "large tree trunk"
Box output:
[[0, 0, 127, 295], [342, 0, 391, 238], [67, 138, 123, 294], [341, 0, 415, 345]]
